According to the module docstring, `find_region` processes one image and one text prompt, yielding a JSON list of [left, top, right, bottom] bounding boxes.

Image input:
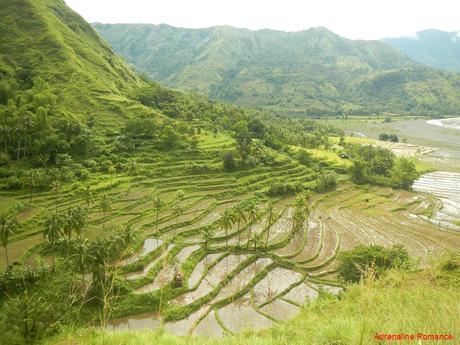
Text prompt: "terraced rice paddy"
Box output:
[[413, 171, 460, 230], [1, 132, 459, 337]]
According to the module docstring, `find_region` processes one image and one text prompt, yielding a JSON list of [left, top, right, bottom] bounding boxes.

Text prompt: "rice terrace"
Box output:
[[1, 1, 460, 344]]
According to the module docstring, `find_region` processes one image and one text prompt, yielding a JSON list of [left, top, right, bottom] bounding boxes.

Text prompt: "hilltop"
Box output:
[[0, 0, 148, 127], [94, 23, 460, 116]]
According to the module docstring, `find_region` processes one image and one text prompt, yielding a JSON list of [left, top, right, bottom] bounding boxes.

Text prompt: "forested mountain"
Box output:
[[93, 23, 460, 116], [383, 29, 460, 73], [0, 0, 148, 127]]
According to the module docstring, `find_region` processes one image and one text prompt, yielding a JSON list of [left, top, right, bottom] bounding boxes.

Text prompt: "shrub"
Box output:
[[222, 152, 236, 171], [315, 171, 337, 192], [337, 245, 410, 283]]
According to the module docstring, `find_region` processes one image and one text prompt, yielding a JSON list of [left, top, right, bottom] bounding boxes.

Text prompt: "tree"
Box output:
[[0, 213, 18, 267], [172, 202, 184, 235], [390, 158, 418, 190], [233, 120, 252, 166], [108, 165, 116, 186], [83, 184, 93, 208], [160, 125, 179, 149], [64, 206, 87, 240], [99, 194, 111, 229], [233, 203, 247, 247], [22, 170, 36, 204], [50, 180, 61, 214], [70, 239, 93, 284], [152, 194, 164, 236], [201, 225, 214, 249], [43, 214, 63, 272], [351, 160, 368, 185], [223, 152, 236, 171], [246, 204, 260, 249], [265, 202, 276, 249], [219, 209, 234, 250]]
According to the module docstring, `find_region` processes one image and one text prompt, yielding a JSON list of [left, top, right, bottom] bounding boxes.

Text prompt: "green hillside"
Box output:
[[94, 23, 460, 116], [383, 29, 460, 73], [0, 0, 148, 127]]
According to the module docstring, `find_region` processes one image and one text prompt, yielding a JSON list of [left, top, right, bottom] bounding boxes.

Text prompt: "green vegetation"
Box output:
[[337, 244, 410, 283], [94, 23, 460, 116], [45, 253, 460, 345], [0, 1, 459, 344]]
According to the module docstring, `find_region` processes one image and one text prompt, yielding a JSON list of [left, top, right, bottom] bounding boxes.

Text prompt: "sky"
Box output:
[[65, 0, 460, 40]]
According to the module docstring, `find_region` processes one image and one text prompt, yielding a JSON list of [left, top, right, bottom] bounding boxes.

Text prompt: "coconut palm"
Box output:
[[64, 206, 87, 240], [172, 202, 184, 236], [83, 184, 93, 209], [0, 213, 18, 267], [219, 209, 234, 250], [246, 204, 260, 249], [99, 194, 111, 229], [21, 170, 36, 204], [174, 190, 185, 202], [265, 202, 279, 249], [249, 233, 263, 251], [233, 203, 246, 247], [201, 225, 214, 249], [152, 194, 164, 240], [51, 180, 61, 214], [70, 239, 93, 284], [108, 165, 116, 186], [88, 239, 110, 287], [44, 214, 64, 272]]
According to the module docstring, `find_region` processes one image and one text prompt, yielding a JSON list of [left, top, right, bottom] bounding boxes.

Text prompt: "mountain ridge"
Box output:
[[383, 29, 460, 73], [93, 23, 460, 116]]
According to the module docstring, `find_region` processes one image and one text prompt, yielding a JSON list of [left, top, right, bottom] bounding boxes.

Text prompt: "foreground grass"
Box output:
[[48, 255, 459, 345]]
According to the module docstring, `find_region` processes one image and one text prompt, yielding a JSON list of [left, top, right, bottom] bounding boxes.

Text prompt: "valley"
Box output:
[[0, 1, 459, 344]]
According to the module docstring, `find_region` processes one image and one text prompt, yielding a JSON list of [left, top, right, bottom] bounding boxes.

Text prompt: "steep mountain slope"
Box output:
[[0, 0, 147, 126], [94, 23, 460, 116], [383, 29, 460, 73]]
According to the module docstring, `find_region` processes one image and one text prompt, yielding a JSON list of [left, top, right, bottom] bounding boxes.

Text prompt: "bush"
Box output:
[[222, 152, 236, 171], [315, 171, 337, 192], [266, 180, 304, 196], [337, 245, 410, 283]]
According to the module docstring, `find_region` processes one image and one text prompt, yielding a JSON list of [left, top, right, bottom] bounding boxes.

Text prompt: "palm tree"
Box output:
[[127, 160, 138, 176], [44, 214, 64, 272], [70, 239, 93, 284], [201, 225, 214, 249], [174, 190, 185, 203], [83, 184, 93, 209], [64, 206, 87, 240], [172, 202, 184, 236], [249, 234, 263, 251], [233, 203, 246, 247], [246, 204, 260, 249], [265, 202, 277, 249], [99, 194, 111, 229], [51, 180, 61, 214], [108, 165, 116, 186], [0, 213, 18, 267], [22, 170, 36, 204], [219, 209, 234, 250], [152, 195, 164, 241], [88, 239, 111, 297]]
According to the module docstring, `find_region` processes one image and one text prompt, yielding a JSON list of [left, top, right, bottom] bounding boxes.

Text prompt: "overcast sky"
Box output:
[[65, 0, 460, 40]]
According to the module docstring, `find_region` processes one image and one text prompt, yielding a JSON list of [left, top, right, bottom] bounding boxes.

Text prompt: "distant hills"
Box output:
[[94, 23, 460, 116], [383, 29, 460, 73]]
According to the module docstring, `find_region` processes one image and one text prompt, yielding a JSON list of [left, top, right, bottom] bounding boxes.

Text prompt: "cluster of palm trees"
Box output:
[[43, 205, 87, 271], [215, 201, 275, 251]]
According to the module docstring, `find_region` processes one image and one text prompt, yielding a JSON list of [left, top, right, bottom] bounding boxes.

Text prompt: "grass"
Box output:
[[46, 254, 460, 345]]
